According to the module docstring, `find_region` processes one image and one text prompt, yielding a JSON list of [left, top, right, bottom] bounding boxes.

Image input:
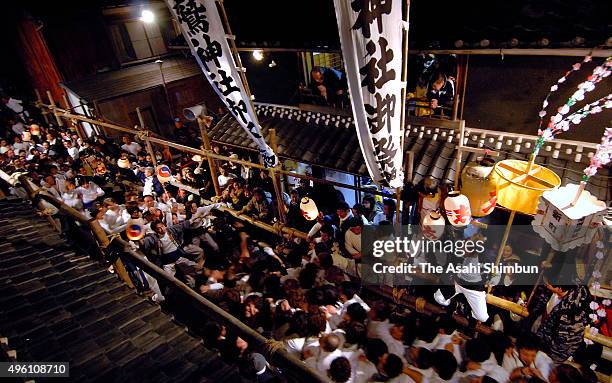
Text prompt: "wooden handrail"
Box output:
[[15, 175, 329, 383]]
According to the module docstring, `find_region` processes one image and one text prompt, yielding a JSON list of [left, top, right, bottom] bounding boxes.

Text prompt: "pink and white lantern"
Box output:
[[532, 183, 607, 252], [444, 191, 472, 227]]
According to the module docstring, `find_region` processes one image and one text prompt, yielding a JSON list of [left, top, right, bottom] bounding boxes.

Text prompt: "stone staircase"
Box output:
[[0, 197, 243, 383]]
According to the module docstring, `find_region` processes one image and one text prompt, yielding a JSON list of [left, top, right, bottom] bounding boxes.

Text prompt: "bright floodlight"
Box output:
[[141, 9, 155, 23], [252, 50, 264, 61]]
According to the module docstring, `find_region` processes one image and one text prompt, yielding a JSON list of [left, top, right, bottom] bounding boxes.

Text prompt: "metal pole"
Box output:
[[156, 60, 175, 121]]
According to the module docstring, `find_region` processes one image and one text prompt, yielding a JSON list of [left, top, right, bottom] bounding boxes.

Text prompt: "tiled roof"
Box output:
[[61, 56, 201, 102], [208, 103, 611, 202], [0, 197, 239, 382]]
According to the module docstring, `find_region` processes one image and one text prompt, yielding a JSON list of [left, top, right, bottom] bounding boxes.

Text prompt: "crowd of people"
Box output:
[[0, 96, 604, 383]]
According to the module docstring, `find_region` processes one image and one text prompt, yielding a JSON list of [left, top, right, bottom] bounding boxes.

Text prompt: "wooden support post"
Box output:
[[46, 90, 64, 127], [459, 55, 469, 120], [136, 107, 157, 167], [35, 89, 51, 125], [454, 120, 466, 189], [197, 117, 221, 196], [405, 151, 414, 184], [269, 129, 286, 223], [63, 94, 86, 140]]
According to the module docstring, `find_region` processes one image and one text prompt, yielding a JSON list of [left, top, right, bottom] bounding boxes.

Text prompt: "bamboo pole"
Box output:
[[269, 129, 286, 223], [488, 210, 517, 293], [197, 117, 221, 196], [39, 103, 394, 197], [46, 90, 64, 127], [459, 55, 469, 120], [63, 94, 85, 140], [35, 89, 51, 125], [454, 120, 466, 189], [136, 107, 158, 167], [112, 236, 329, 383]]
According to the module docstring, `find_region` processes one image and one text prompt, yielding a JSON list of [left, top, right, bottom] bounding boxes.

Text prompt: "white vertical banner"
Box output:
[[333, 0, 407, 188], [166, 0, 277, 167]]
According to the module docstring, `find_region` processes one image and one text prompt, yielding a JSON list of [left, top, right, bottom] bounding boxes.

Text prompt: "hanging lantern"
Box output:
[[494, 160, 561, 215], [156, 164, 173, 183], [444, 191, 472, 227], [300, 197, 319, 221], [532, 183, 606, 252], [421, 211, 445, 240], [22, 131, 32, 142], [30, 124, 41, 136], [117, 158, 130, 169], [192, 154, 203, 162], [461, 157, 497, 217], [125, 218, 146, 241]]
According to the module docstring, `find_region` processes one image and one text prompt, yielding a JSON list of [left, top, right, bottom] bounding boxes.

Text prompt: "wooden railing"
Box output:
[[15, 176, 330, 383]]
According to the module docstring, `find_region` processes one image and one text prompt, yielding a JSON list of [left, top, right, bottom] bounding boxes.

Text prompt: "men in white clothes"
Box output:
[[503, 335, 552, 382], [63, 140, 79, 160], [76, 178, 105, 209], [456, 338, 509, 383], [121, 135, 142, 156], [304, 333, 343, 372]]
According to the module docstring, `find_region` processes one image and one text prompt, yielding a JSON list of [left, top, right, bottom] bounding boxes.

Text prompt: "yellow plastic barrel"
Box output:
[[493, 159, 561, 215]]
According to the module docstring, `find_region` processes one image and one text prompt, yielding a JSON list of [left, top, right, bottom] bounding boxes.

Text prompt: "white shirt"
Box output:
[[13, 142, 30, 154], [62, 190, 83, 211], [217, 173, 235, 188], [0, 145, 9, 154], [367, 319, 392, 340], [502, 350, 552, 381], [12, 122, 26, 135], [305, 348, 343, 371], [77, 182, 104, 204], [6, 98, 24, 114], [121, 142, 142, 156], [159, 232, 178, 254], [66, 146, 79, 160], [285, 337, 319, 358]]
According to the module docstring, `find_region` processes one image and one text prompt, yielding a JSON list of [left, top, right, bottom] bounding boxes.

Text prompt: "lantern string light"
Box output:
[[536, 55, 593, 132], [534, 56, 612, 156]]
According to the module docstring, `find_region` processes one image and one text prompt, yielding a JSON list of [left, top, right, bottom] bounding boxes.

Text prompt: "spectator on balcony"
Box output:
[[427, 72, 455, 115], [309, 66, 347, 107]]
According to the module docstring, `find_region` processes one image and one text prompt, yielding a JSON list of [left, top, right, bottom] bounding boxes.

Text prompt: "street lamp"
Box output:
[[156, 59, 175, 121], [140, 9, 155, 23]]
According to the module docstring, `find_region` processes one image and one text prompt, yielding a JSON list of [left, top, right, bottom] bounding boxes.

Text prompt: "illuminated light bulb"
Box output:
[[252, 50, 264, 61], [140, 9, 155, 23]]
